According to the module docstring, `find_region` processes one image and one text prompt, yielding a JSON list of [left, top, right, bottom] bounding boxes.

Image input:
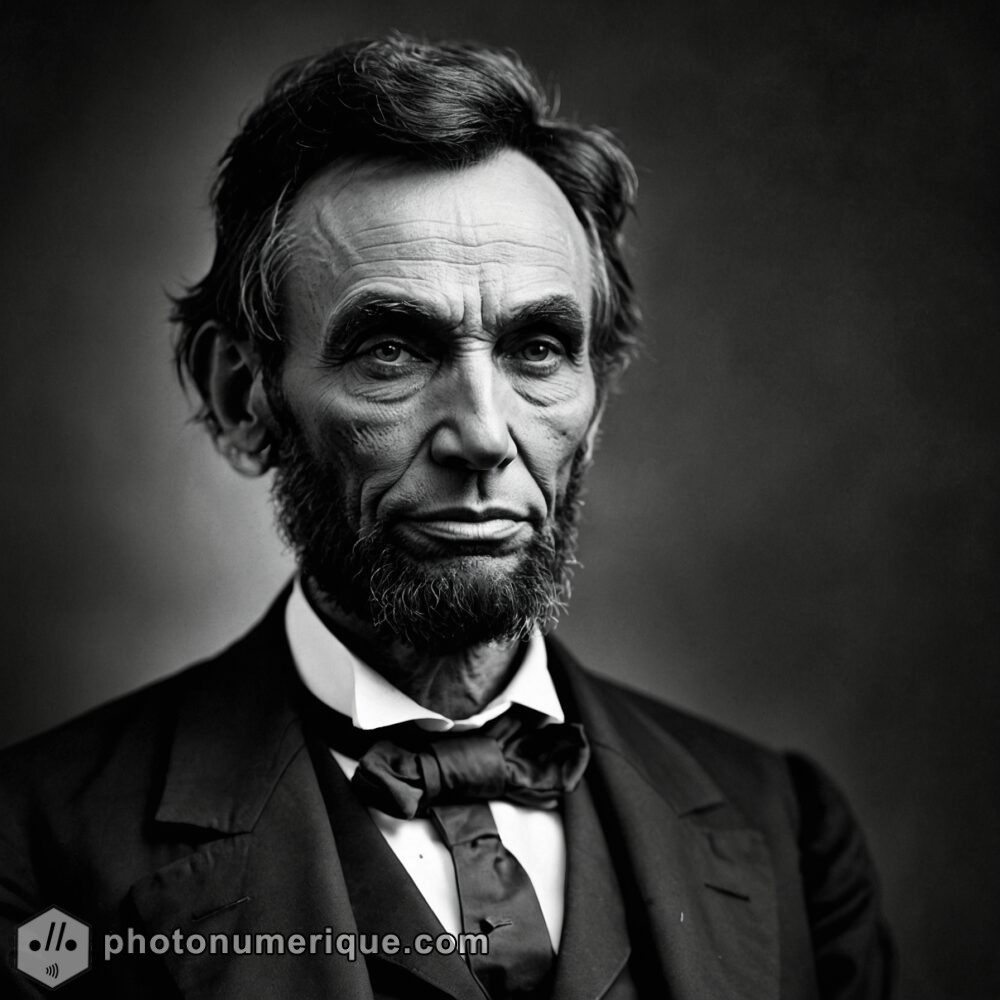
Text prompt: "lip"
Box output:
[[408, 507, 530, 523], [401, 507, 531, 543]]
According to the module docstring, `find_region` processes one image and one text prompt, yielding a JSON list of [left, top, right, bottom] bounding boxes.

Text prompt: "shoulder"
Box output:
[[0, 660, 200, 932], [567, 655, 884, 860], [557, 645, 895, 998], [0, 606, 293, 933], [0, 590, 289, 802], [572, 662, 872, 833], [0, 599, 279, 867], [556, 646, 805, 829], [582, 665, 783, 766], [0, 656, 218, 890], [1, 663, 189, 805]]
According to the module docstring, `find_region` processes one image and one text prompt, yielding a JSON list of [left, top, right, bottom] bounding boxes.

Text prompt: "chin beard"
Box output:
[[269, 423, 586, 654]]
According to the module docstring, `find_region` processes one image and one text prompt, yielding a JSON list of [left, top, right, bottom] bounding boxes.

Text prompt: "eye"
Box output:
[[517, 339, 562, 363], [352, 338, 430, 381], [367, 341, 408, 364]]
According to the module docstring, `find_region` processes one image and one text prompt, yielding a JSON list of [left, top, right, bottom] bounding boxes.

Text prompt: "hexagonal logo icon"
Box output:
[[16, 907, 90, 989]]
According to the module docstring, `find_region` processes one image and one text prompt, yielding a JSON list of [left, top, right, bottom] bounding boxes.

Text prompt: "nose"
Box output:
[[429, 359, 518, 471]]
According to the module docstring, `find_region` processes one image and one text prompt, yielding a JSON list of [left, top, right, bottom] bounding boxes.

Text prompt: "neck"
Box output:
[[302, 576, 524, 719]]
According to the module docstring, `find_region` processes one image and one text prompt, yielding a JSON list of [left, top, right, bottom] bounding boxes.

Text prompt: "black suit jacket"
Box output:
[[0, 592, 893, 999]]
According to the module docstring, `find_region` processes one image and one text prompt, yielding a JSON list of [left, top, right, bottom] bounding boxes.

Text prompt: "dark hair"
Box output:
[[171, 33, 639, 432]]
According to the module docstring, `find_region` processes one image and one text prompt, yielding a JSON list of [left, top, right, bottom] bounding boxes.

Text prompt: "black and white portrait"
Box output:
[[1, 4, 996, 999]]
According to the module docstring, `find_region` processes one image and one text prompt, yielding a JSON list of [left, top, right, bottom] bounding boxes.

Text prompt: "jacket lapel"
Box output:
[[550, 640, 780, 1000], [307, 729, 487, 1000], [129, 590, 373, 1000], [551, 778, 631, 1000]]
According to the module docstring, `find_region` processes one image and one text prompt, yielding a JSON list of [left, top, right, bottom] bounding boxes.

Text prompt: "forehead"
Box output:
[[283, 150, 595, 328]]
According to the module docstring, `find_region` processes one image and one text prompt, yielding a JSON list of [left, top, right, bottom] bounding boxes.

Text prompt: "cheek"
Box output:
[[324, 416, 418, 483], [290, 388, 423, 498], [522, 384, 597, 486]]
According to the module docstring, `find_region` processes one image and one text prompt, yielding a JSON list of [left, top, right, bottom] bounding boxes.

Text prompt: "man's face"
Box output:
[[269, 149, 599, 650]]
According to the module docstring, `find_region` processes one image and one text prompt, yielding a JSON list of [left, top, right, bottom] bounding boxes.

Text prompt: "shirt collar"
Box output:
[[285, 577, 564, 732]]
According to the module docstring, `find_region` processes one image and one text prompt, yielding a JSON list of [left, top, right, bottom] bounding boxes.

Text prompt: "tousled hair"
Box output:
[[171, 33, 639, 432]]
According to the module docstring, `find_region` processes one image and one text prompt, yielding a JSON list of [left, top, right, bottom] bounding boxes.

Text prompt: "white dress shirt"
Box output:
[[285, 579, 567, 949]]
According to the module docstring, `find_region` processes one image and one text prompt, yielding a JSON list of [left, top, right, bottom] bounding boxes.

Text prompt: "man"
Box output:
[[0, 35, 893, 999]]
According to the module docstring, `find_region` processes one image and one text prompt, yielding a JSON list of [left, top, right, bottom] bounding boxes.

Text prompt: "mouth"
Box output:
[[397, 507, 532, 546]]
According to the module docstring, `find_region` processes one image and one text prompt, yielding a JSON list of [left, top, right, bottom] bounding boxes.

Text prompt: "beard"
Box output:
[[268, 414, 587, 655]]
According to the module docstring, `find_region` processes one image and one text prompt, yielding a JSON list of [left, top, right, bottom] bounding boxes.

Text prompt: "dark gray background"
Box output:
[[2, 2, 997, 997]]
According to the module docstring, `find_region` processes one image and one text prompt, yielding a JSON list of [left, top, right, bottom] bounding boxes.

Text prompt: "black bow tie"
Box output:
[[352, 706, 590, 819], [298, 689, 583, 1000], [303, 696, 590, 820]]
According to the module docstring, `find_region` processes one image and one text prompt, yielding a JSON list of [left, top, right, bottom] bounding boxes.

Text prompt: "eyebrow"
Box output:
[[503, 296, 587, 341], [323, 291, 589, 357], [322, 294, 442, 357]]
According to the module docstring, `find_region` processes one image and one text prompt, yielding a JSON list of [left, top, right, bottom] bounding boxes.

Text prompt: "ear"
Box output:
[[190, 322, 275, 477]]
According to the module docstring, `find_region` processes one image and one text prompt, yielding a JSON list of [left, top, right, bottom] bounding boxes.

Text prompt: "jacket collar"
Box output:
[[153, 587, 304, 834], [550, 638, 727, 817], [133, 587, 375, 999]]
